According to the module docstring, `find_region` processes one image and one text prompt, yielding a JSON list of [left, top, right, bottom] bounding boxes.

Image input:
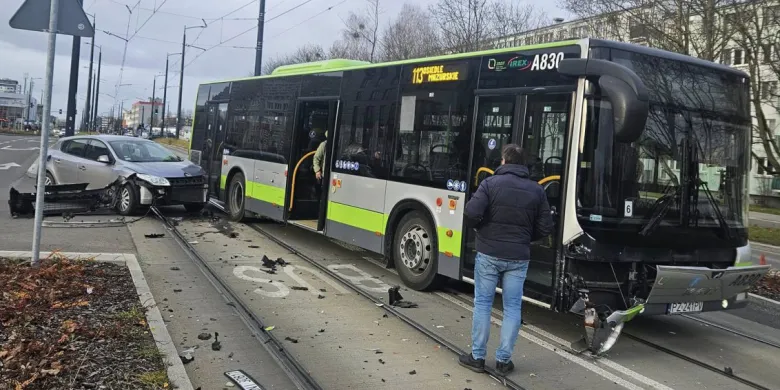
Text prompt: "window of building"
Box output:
[[721, 48, 732, 65], [733, 49, 746, 65], [762, 81, 778, 101], [757, 157, 767, 175], [762, 44, 775, 63]]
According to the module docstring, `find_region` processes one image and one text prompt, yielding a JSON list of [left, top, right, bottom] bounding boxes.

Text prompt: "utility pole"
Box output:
[[93, 48, 102, 132], [163, 57, 169, 135], [64, 0, 84, 136], [255, 0, 266, 76], [83, 19, 95, 131], [177, 20, 207, 139], [151, 77, 156, 128]]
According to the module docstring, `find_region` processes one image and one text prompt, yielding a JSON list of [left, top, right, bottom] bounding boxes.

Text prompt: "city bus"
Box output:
[[189, 38, 769, 354]]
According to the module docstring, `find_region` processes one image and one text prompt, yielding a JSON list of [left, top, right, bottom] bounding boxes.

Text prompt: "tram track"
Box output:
[[247, 221, 529, 390], [621, 332, 773, 390], [150, 206, 323, 390]]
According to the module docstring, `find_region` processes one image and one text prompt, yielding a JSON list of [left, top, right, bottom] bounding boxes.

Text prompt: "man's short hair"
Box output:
[[501, 144, 526, 165]]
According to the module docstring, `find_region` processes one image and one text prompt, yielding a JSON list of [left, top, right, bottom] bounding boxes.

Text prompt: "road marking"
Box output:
[[233, 265, 290, 298], [1, 145, 39, 151], [434, 292, 674, 390], [0, 162, 21, 170], [327, 264, 392, 293]]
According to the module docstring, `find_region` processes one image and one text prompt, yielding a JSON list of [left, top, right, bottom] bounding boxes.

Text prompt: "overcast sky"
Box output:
[[2, 0, 570, 126]]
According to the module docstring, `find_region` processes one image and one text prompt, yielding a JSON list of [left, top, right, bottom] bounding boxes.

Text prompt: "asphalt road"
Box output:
[[0, 134, 135, 253]]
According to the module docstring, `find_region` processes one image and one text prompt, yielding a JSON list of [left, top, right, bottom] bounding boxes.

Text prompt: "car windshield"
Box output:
[[576, 48, 750, 248], [108, 140, 181, 162]]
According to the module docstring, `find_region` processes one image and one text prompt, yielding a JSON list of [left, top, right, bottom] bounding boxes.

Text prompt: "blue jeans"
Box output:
[[471, 252, 529, 363]]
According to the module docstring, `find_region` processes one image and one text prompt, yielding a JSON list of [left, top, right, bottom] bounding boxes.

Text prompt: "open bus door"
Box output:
[[201, 102, 228, 198], [463, 89, 572, 306], [285, 98, 339, 232]]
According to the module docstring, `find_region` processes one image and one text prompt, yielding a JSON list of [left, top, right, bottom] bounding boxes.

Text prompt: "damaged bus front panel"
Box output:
[[556, 41, 770, 355]]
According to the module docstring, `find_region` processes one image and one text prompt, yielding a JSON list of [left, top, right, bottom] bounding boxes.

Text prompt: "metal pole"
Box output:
[[32, 0, 60, 265], [26, 80, 33, 123], [151, 77, 156, 128], [84, 21, 95, 131], [64, 0, 84, 136], [93, 49, 101, 132], [90, 69, 97, 131], [162, 57, 169, 134], [176, 28, 186, 139], [255, 0, 266, 76]]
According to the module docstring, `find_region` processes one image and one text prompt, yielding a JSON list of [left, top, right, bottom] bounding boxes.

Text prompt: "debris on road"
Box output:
[[198, 332, 212, 340], [170, 266, 181, 271], [212, 332, 222, 351], [180, 354, 195, 364], [144, 233, 165, 238], [388, 286, 419, 308], [291, 286, 309, 291], [0, 256, 170, 389], [285, 336, 299, 344]]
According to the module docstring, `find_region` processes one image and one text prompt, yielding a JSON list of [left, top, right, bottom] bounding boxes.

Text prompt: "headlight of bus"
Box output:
[[136, 174, 170, 187]]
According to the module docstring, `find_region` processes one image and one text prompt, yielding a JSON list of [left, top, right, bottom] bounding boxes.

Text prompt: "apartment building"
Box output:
[[489, 1, 780, 199]]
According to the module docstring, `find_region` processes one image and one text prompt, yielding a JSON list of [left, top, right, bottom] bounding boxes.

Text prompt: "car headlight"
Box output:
[[136, 174, 170, 186]]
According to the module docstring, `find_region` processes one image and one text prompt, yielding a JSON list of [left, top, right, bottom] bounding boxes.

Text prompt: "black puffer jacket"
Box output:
[[464, 164, 553, 261]]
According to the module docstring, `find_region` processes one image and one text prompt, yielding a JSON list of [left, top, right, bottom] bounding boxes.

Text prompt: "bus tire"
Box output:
[[227, 172, 246, 222], [393, 211, 440, 291]]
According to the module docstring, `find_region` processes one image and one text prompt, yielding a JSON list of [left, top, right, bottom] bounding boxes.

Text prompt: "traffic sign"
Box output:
[[9, 0, 94, 37]]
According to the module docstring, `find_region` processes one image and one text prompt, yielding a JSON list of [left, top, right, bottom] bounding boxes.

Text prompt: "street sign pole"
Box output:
[[31, 0, 60, 265]]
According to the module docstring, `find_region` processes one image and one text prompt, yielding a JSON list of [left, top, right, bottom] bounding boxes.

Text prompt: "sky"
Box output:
[[1, 0, 570, 126]]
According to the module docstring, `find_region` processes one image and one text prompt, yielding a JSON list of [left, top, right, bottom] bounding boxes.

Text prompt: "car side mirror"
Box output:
[[97, 155, 111, 163]]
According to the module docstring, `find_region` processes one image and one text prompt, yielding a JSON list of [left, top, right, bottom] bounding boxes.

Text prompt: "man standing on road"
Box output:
[[459, 143, 553, 376]]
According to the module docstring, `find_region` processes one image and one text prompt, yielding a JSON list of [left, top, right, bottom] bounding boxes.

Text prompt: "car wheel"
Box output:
[[44, 172, 55, 186], [117, 183, 138, 216], [227, 172, 246, 222], [393, 211, 441, 291], [184, 203, 205, 213]]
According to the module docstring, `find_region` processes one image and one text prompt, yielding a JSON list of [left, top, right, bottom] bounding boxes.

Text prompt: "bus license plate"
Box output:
[[224, 370, 264, 390], [668, 301, 703, 314]]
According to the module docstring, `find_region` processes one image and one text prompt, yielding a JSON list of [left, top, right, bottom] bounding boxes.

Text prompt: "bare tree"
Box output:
[[381, 4, 441, 60], [720, 0, 780, 174], [263, 44, 328, 75], [490, 0, 548, 38], [559, 0, 733, 61], [331, 0, 382, 62], [429, 0, 494, 52]]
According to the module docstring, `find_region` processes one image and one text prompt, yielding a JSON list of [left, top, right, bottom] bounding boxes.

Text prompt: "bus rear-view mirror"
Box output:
[[558, 58, 650, 143]]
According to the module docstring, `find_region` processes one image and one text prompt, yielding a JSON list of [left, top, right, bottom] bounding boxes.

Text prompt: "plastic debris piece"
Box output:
[[265, 326, 275, 331], [197, 333, 212, 341], [285, 336, 299, 343], [170, 266, 181, 271], [173, 289, 182, 293], [86, 286, 94, 294], [378, 359, 385, 364], [212, 332, 222, 351], [291, 286, 309, 291], [188, 241, 198, 244], [261, 255, 276, 268], [249, 245, 260, 249], [145, 233, 165, 238], [276, 257, 288, 266], [180, 354, 194, 364], [409, 370, 416, 375], [318, 294, 325, 299]]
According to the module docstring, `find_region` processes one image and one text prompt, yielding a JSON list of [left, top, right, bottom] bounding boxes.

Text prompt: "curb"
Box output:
[[0, 251, 194, 390], [749, 292, 780, 306], [0, 132, 40, 137], [751, 241, 780, 252]]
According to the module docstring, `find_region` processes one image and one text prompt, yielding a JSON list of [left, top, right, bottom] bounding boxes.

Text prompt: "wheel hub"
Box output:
[[230, 182, 244, 213], [399, 225, 432, 274], [120, 188, 131, 211]]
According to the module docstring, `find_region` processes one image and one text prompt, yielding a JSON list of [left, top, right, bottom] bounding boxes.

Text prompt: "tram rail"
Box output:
[[150, 206, 323, 390]]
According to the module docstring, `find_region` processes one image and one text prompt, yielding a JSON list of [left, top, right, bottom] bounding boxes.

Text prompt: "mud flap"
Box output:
[[570, 290, 644, 356]]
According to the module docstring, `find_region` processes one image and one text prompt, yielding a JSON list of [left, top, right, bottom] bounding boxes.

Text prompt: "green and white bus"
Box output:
[[190, 38, 768, 353]]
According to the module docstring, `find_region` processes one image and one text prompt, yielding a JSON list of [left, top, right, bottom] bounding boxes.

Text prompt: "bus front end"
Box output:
[[558, 43, 770, 355]]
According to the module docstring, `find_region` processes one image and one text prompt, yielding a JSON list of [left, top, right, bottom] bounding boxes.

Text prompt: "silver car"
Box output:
[[43, 135, 208, 215]]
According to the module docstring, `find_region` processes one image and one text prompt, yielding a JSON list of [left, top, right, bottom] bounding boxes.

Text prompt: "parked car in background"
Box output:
[[42, 135, 208, 215]]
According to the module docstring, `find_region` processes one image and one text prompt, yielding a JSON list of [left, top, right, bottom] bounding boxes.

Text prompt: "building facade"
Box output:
[[0, 79, 20, 93], [488, 1, 780, 199], [126, 100, 163, 129]]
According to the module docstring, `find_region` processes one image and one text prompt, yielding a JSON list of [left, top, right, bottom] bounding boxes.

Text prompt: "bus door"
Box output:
[[202, 102, 228, 198], [464, 91, 572, 305], [286, 98, 339, 232]]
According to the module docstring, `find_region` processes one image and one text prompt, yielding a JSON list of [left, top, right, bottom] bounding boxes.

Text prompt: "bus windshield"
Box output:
[[576, 49, 750, 248]]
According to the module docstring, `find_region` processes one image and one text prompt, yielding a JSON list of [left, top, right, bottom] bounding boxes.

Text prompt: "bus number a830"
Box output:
[[531, 52, 565, 71]]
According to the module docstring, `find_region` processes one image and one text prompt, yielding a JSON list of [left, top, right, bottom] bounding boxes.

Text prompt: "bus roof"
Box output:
[[199, 39, 582, 85], [199, 37, 748, 86]]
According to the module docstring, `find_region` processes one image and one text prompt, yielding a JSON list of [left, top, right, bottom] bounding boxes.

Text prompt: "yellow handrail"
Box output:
[[473, 167, 561, 187], [473, 167, 495, 187], [289, 151, 317, 211], [538, 175, 560, 185]]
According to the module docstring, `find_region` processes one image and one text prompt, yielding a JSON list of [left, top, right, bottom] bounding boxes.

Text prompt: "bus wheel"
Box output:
[[227, 172, 246, 222], [393, 211, 439, 291]]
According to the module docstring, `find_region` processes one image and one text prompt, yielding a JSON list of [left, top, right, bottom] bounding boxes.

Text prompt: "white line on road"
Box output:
[[435, 292, 675, 390], [0, 162, 21, 170], [0, 145, 39, 151]]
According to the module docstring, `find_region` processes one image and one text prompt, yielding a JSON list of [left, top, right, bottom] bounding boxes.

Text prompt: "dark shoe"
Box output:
[[458, 353, 485, 373], [496, 360, 515, 375]]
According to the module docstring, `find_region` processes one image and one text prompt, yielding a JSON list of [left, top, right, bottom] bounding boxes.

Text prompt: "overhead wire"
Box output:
[[127, 0, 170, 42], [184, 0, 318, 68]]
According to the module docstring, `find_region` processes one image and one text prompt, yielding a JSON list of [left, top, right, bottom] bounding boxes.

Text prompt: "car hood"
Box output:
[[120, 160, 205, 178]]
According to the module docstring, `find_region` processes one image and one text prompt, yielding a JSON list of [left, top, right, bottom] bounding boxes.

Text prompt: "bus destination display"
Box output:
[[411, 62, 469, 84]]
